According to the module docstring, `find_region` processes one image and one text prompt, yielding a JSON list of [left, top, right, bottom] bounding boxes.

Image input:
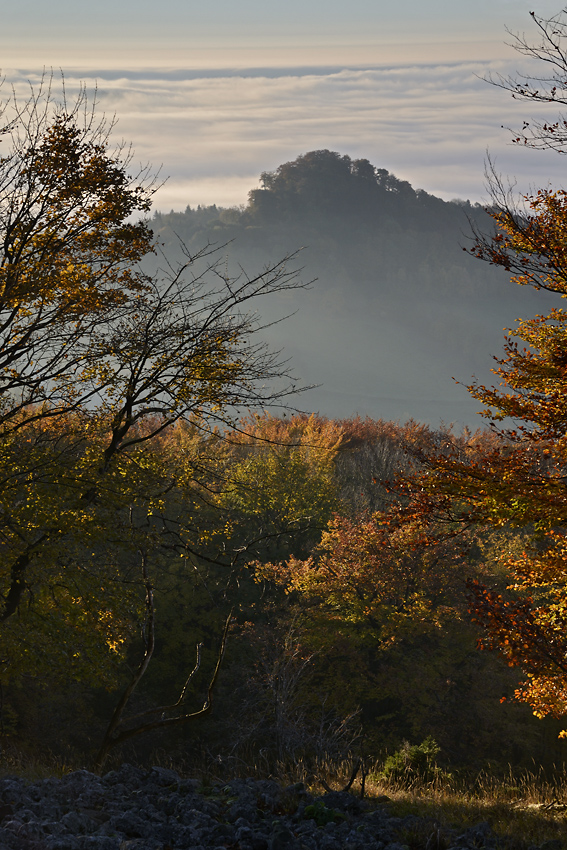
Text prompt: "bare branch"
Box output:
[[94, 606, 232, 771], [484, 9, 567, 152]]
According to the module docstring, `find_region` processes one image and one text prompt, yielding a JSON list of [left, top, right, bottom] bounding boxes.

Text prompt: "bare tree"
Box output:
[[485, 8, 567, 152]]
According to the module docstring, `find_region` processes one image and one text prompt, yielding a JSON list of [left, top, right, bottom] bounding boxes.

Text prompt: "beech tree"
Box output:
[[0, 81, 307, 696], [393, 8, 567, 730], [260, 512, 467, 652], [446, 189, 567, 727]]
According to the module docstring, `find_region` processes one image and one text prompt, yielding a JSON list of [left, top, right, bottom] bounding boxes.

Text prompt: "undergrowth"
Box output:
[[150, 745, 567, 846], [1, 742, 567, 846], [0, 744, 74, 781]]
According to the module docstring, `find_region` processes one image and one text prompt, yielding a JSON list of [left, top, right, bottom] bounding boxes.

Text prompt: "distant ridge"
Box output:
[[150, 150, 556, 428]]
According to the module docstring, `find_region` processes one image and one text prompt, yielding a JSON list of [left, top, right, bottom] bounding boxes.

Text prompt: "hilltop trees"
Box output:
[[247, 149, 417, 222], [152, 148, 516, 429]]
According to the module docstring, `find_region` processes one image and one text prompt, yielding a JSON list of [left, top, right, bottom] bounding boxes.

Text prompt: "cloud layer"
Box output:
[[2, 58, 564, 211]]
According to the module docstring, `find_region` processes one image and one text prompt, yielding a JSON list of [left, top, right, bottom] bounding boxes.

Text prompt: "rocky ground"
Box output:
[[0, 763, 559, 850]]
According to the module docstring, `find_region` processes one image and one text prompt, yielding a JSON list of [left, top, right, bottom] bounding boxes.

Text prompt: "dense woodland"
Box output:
[[12, 410, 566, 775], [0, 121, 563, 777], [7, 14, 567, 784]]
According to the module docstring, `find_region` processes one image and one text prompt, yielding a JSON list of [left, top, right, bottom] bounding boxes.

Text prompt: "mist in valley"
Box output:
[[150, 149, 554, 428]]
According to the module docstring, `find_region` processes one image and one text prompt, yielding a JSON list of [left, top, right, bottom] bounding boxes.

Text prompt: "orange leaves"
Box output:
[[466, 579, 567, 676], [513, 675, 567, 724], [470, 188, 567, 297], [416, 181, 567, 726], [263, 510, 466, 651]]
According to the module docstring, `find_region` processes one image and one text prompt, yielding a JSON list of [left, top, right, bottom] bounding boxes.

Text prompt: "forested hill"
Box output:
[[151, 150, 554, 426]]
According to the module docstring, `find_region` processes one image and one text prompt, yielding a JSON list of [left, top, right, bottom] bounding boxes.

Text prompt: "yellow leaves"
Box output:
[[513, 674, 567, 723], [219, 413, 340, 531], [490, 189, 567, 293], [0, 111, 153, 316]]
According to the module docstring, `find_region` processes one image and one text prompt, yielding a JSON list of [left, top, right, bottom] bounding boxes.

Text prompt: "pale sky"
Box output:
[[0, 0, 556, 58], [2, 1, 566, 209]]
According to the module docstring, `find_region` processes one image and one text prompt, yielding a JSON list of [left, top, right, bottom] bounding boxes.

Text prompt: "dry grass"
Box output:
[[0, 744, 566, 847], [323, 765, 567, 848], [183, 751, 567, 845], [144, 750, 567, 845], [0, 744, 76, 782]]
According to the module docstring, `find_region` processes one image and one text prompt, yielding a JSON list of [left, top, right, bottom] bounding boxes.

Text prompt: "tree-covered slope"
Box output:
[[151, 150, 556, 426]]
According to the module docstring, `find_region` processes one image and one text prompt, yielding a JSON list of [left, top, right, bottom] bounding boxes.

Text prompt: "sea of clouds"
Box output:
[[1, 51, 564, 425], [2, 55, 564, 212]]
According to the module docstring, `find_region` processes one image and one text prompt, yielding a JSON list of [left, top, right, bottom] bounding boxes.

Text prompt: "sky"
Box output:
[[2, 0, 567, 211]]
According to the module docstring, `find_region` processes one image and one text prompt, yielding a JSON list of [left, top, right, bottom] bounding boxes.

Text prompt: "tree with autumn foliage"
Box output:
[[0, 78, 309, 744], [260, 511, 467, 650], [443, 184, 567, 729], [251, 489, 521, 759], [0, 81, 157, 686], [392, 7, 567, 732]]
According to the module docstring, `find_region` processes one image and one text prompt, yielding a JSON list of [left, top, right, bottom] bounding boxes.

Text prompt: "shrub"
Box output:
[[381, 737, 441, 785]]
